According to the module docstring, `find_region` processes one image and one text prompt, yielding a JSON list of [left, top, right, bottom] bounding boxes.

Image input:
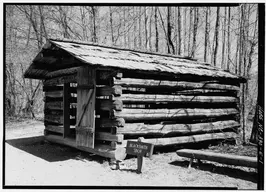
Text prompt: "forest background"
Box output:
[[5, 4, 258, 143]]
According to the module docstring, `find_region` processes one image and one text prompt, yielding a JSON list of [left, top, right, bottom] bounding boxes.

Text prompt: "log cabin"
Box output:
[[24, 39, 246, 160]]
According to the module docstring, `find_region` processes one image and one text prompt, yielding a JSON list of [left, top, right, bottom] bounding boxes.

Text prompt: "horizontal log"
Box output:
[[176, 149, 257, 168], [45, 101, 63, 110], [43, 74, 77, 86], [43, 85, 77, 93], [96, 99, 123, 111], [45, 125, 64, 134], [113, 108, 239, 121], [96, 85, 122, 96], [117, 120, 240, 135], [120, 94, 237, 104], [45, 90, 63, 98], [95, 118, 125, 128], [123, 132, 237, 147], [98, 70, 122, 80], [46, 67, 79, 78], [45, 114, 63, 124], [95, 132, 124, 142], [44, 114, 76, 125], [114, 78, 239, 91], [45, 134, 127, 160]]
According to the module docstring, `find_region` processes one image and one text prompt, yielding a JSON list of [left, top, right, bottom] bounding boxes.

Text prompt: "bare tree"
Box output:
[[204, 7, 210, 62], [213, 7, 220, 66], [167, 7, 175, 54], [221, 7, 227, 69], [154, 7, 158, 52], [109, 6, 114, 44], [191, 7, 199, 58], [177, 7, 182, 55], [227, 7, 231, 71]]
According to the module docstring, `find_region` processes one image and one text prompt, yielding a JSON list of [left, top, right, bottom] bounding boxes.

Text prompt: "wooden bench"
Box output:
[[176, 149, 257, 168]]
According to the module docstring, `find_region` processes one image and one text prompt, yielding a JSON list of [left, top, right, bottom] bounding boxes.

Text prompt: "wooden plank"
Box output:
[[123, 132, 237, 147], [45, 134, 127, 160], [95, 132, 124, 142], [76, 67, 96, 148], [43, 74, 77, 86], [45, 125, 64, 134], [176, 149, 257, 168], [96, 85, 122, 96], [95, 118, 125, 128], [96, 99, 123, 111], [120, 94, 237, 104], [114, 78, 240, 91], [63, 83, 70, 137], [113, 108, 239, 121], [117, 120, 240, 135]]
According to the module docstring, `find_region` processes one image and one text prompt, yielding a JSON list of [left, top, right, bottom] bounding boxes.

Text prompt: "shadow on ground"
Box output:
[[169, 160, 257, 183], [5, 136, 108, 164]]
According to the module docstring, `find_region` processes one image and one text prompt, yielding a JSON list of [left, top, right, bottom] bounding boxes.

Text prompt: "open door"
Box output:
[[76, 67, 96, 148]]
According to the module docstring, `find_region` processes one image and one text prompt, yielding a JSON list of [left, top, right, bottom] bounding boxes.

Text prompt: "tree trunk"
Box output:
[[144, 7, 148, 50], [183, 8, 187, 54], [123, 7, 126, 47], [188, 8, 193, 54], [149, 7, 153, 51], [167, 7, 175, 54], [133, 7, 136, 48], [204, 7, 209, 62], [177, 7, 182, 55], [213, 7, 220, 66], [109, 7, 114, 45], [221, 7, 227, 69], [91, 6, 97, 43], [139, 7, 142, 49], [155, 7, 159, 52], [227, 7, 231, 71], [191, 7, 199, 58]]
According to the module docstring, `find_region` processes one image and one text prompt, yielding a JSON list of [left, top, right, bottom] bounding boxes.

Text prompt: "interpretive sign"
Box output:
[[126, 140, 154, 158], [126, 137, 154, 174]]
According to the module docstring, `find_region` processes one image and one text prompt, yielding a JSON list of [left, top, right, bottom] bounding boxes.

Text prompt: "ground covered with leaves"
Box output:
[[5, 119, 258, 189]]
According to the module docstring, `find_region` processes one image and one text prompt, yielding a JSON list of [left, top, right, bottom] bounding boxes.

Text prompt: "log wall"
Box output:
[[43, 68, 241, 160]]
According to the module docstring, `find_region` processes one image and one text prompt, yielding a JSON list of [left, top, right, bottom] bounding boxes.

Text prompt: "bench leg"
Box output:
[[188, 158, 193, 168]]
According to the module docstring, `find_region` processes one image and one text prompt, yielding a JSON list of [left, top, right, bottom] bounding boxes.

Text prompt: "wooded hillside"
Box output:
[[5, 4, 258, 143]]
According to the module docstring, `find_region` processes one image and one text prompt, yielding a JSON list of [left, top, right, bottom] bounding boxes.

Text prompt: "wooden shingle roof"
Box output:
[[24, 39, 246, 82]]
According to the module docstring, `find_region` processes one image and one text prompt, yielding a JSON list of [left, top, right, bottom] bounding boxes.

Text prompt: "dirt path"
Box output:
[[5, 120, 257, 189]]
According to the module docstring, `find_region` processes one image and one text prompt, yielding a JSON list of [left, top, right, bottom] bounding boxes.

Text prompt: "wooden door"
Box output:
[[76, 67, 96, 148]]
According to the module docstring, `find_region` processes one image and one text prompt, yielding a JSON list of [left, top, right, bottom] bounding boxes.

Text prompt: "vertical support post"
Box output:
[[188, 158, 193, 168], [63, 83, 70, 138], [136, 137, 144, 174]]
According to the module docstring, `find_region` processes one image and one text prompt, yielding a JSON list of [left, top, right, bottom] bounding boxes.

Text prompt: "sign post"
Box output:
[[126, 137, 154, 174]]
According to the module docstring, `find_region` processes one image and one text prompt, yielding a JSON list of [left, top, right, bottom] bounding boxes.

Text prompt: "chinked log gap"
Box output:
[[122, 88, 238, 97]]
